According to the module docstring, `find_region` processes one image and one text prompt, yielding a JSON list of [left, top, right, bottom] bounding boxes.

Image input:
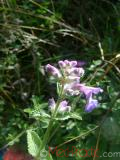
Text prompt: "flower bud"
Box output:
[[45, 64, 61, 78]]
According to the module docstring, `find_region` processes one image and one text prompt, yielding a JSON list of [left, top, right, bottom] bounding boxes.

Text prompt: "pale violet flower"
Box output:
[[65, 67, 84, 83], [85, 95, 98, 112], [66, 83, 103, 97], [58, 60, 77, 68], [58, 60, 84, 77], [63, 82, 103, 112], [78, 84, 103, 99], [48, 98, 71, 112], [45, 60, 84, 84], [45, 64, 61, 78], [64, 83, 80, 96], [70, 67, 84, 77], [45, 60, 103, 113]]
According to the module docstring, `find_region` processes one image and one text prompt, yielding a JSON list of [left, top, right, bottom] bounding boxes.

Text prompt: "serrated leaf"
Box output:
[[27, 130, 41, 157]]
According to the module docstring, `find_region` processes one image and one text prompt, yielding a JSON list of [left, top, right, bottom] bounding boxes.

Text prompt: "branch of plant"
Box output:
[[38, 84, 64, 156]]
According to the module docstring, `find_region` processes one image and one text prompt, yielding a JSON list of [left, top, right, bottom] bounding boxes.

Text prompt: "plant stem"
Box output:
[[40, 98, 61, 151], [37, 85, 64, 158]]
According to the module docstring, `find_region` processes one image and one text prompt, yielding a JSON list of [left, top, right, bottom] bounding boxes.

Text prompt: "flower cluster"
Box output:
[[45, 60, 103, 113], [49, 98, 71, 112]]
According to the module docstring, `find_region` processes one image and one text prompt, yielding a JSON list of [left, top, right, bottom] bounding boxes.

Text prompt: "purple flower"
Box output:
[[59, 100, 71, 112], [58, 61, 66, 68], [45, 60, 103, 113], [63, 82, 103, 112], [64, 83, 80, 95], [67, 76, 80, 83], [46, 60, 84, 84], [58, 60, 77, 68], [45, 64, 61, 78], [78, 84, 103, 112], [85, 95, 98, 112], [74, 83, 102, 112], [59, 60, 84, 84], [48, 98, 56, 110], [68, 83, 103, 97], [70, 67, 84, 77], [78, 84, 103, 99], [48, 98, 71, 112]]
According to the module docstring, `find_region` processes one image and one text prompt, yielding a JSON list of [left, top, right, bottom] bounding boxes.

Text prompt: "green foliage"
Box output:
[[27, 129, 53, 159], [27, 130, 41, 157]]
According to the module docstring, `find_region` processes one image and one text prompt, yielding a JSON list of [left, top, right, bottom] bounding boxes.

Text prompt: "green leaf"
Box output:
[[69, 112, 82, 120], [24, 108, 32, 114], [39, 150, 53, 160], [27, 130, 41, 157], [47, 154, 53, 160], [55, 112, 82, 121], [57, 82, 62, 96], [93, 60, 102, 66], [46, 153, 53, 160]]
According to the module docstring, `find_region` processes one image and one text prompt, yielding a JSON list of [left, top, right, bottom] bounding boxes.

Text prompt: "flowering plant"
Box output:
[[26, 60, 103, 160], [46, 60, 103, 113]]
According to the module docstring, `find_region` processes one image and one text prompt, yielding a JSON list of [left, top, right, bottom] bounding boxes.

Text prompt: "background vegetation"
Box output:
[[0, 0, 120, 159]]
